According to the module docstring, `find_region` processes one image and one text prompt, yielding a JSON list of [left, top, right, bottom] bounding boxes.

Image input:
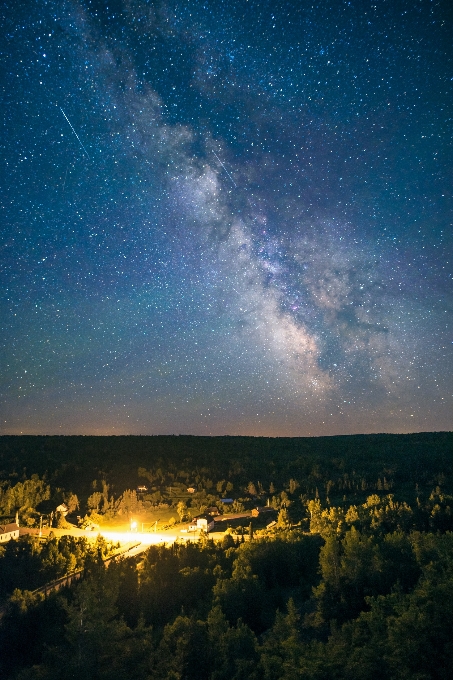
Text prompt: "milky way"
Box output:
[[1, 0, 451, 435]]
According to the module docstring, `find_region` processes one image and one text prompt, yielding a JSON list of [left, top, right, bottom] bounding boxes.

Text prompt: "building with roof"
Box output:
[[251, 506, 275, 517], [188, 514, 215, 533], [0, 522, 19, 542]]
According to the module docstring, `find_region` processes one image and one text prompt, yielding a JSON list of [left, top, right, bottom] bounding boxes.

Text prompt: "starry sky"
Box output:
[[1, 0, 452, 436]]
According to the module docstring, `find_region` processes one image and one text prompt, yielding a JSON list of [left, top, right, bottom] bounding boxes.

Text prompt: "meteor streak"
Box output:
[[60, 107, 90, 158], [212, 149, 237, 187]]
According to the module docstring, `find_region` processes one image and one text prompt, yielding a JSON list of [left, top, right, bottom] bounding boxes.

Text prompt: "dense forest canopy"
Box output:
[[1, 432, 452, 501], [1, 432, 452, 679]]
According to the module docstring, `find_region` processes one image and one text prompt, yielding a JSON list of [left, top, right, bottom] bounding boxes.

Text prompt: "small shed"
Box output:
[[56, 503, 69, 516], [251, 506, 275, 518], [0, 522, 20, 542]]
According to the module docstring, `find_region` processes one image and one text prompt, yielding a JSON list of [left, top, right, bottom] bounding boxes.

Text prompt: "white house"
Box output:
[[0, 522, 20, 542], [187, 514, 216, 532], [194, 514, 215, 533]]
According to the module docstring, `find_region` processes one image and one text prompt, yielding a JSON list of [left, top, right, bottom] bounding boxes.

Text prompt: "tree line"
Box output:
[[0, 432, 451, 511], [1, 432, 452, 530]]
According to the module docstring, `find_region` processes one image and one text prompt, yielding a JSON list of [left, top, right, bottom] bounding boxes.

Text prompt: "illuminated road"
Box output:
[[35, 510, 261, 550], [99, 529, 180, 548], [42, 526, 213, 550]]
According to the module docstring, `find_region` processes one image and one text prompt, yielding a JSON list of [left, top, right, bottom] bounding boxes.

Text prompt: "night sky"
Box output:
[[1, 0, 452, 436]]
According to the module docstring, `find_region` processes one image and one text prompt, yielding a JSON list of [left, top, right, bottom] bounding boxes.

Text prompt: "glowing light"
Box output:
[[98, 529, 179, 546]]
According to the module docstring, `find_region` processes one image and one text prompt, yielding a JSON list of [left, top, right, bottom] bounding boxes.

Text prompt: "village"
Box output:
[[0, 486, 278, 549]]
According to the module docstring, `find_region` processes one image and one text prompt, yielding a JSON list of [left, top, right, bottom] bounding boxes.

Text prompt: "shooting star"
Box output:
[[60, 107, 90, 158], [212, 149, 237, 187]]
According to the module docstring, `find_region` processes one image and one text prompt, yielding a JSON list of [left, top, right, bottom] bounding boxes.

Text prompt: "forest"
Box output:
[[0, 432, 452, 679]]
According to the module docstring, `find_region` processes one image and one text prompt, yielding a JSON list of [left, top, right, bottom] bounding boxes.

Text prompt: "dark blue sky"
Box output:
[[1, 0, 452, 435]]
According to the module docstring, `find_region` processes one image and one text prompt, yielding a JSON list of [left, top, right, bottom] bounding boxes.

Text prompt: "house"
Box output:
[[187, 487, 196, 494], [190, 514, 215, 533], [0, 522, 20, 542], [205, 506, 219, 516], [196, 514, 215, 532], [137, 485, 148, 493], [220, 498, 233, 504]]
